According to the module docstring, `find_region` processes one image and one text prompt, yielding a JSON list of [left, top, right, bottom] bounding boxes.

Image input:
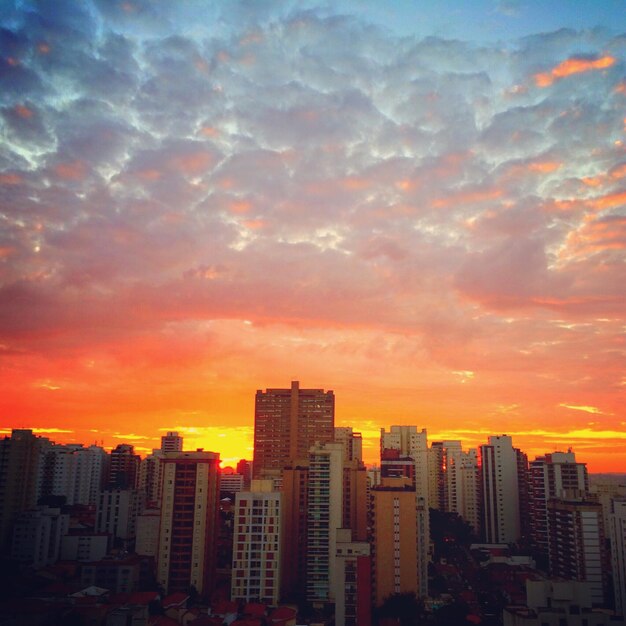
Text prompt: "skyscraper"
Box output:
[[479, 434, 521, 544], [380, 425, 429, 597], [529, 451, 588, 563], [0, 429, 50, 552], [547, 496, 607, 605], [253, 381, 334, 478], [371, 476, 423, 605], [157, 450, 220, 596], [231, 479, 282, 605], [610, 499, 626, 616]]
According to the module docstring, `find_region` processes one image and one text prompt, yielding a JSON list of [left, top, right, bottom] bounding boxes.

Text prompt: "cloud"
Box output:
[[559, 403, 606, 415]]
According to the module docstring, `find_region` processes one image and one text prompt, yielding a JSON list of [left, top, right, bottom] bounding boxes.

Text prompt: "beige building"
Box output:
[[380, 426, 430, 597], [371, 476, 421, 606], [157, 450, 220, 597]]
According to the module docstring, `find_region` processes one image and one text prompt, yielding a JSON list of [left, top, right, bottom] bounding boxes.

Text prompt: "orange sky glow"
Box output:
[[1, 2, 625, 474]]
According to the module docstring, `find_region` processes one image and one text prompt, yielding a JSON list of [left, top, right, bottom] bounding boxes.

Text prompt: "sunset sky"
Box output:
[[1, 1, 625, 471]]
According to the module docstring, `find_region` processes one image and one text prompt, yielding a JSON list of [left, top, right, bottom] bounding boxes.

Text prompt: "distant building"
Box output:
[[335, 427, 363, 462], [157, 450, 220, 597], [96, 489, 139, 544], [334, 528, 371, 626], [61, 529, 109, 562], [0, 429, 50, 552], [231, 479, 282, 605], [504, 579, 616, 626], [161, 431, 183, 453], [547, 496, 607, 605], [80, 554, 146, 594], [380, 425, 429, 597], [371, 476, 424, 605], [11, 505, 69, 568], [610, 499, 626, 616], [529, 451, 588, 562], [135, 508, 161, 558], [480, 435, 520, 544], [236, 459, 253, 490], [107, 444, 140, 490], [221, 473, 245, 494], [253, 381, 334, 479]]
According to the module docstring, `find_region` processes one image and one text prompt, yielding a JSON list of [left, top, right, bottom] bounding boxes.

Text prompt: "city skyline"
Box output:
[[1, 1, 626, 472]]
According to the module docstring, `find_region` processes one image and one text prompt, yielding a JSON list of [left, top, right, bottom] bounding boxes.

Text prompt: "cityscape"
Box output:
[[0, 380, 625, 625], [2, 0, 626, 625]]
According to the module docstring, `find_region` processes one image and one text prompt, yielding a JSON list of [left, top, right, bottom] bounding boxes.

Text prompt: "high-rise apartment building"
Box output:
[[108, 444, 141, 490], [610, 499, 626, 616], [231, 479, 282, 605], [335, 427, 363, 462], [96, 488, 139, 544], [157, 450, 220, 597], [380, 425, 429, 597], [161, 431, 183, 453], [334, 528, 371, 626], [529, 451, 588, 563], [371, 476, 425, 605], [253, 381, 334, 478], [479, 435, 520, 544], [306, 442, 344, 605], [547, 496, 607, 606], [0, 429, 50, 552]]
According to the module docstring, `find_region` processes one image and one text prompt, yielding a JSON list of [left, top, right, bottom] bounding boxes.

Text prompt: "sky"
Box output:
[[1, 0, 625, 471]]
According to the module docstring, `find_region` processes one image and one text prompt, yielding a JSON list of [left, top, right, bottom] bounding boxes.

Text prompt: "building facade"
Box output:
[[157, 450, 220, 597], [253, 381, 334, 478]]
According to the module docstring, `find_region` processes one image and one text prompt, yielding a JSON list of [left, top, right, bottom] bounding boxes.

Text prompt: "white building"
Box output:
[[231, 479, 281, 605], [96, 489, 138, 543], [135, 508, 161, 558], [306, 442, 344, 605], [221, 473, 245, 493], [160, 431, 183, 453], [480, 435, 520, 544], [11, 506, 69, 568]]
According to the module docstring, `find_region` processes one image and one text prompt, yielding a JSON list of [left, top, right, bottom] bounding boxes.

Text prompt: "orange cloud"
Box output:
[[200, 126, 219, 138], [528, 161, 561, 174], [610, 163, 626, 179], [55, 160, 87, 181], [14, 104, 33, 119], [230, 200, 252, 215], [0, 173, 22, 185], [169, 151, 214, 175], [37, 42, 50, 54], [534, 55, 616, 88], [135, 169, 162, 181], [432, 187, 502, 209], [587, 190, 626, 211]]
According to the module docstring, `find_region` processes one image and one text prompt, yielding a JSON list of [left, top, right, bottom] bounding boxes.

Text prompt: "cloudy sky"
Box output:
[[1, 0, 625, 469]]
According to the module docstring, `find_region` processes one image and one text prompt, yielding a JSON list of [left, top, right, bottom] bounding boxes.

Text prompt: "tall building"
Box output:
[[428, 442, 445, 510], [140, 449, 164, 507], [334, 528, 371, 626], [306, 442, 344, 605], [371, 476, 424, 605], [253, 381, 334, 478], [380, 425, 429, 597], [480, 435, 520, 544], [547, 496, 607, 605], [335, 427, 363, 462], [529, 451, 588, 562], [161, 431, 183, 453], [39, 443, 106, 506], [11, 506, 69, 569], [108, 444, 141, 490], [157, 450, 220, 597], [610, 499, 626, 616], [281, 460, 309, 600], [0, 429, 50, 552], [459, 449, 480, 533], [231, 479, 282, 605], [96, 489, 139, 544]]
